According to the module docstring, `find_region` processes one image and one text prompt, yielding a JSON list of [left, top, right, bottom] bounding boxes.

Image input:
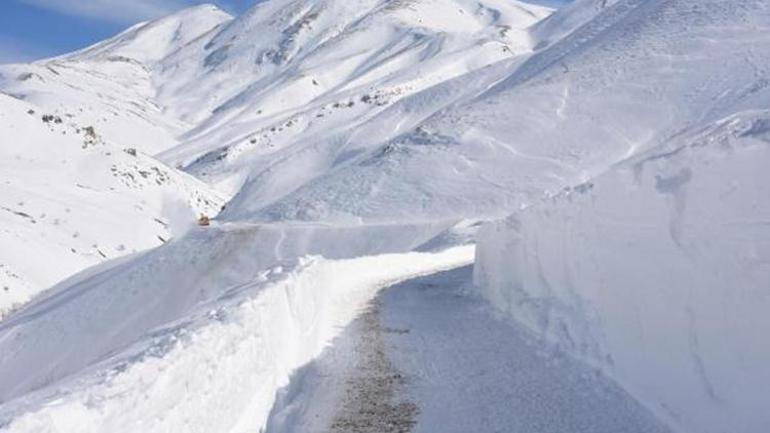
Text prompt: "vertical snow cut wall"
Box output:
[[473, 111, 770, 433]]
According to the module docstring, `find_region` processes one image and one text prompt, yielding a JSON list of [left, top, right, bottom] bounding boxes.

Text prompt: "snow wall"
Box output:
[[1, 247, 473, 433], [0, 219, 470, 432], [473, 112, 770, 433]]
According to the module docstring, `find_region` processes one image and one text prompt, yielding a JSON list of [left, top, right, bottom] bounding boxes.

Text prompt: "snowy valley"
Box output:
[[0, 0, 768, 432]]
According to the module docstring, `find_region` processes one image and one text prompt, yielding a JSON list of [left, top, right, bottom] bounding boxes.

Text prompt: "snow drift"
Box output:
[[473, 110, 770, 433]]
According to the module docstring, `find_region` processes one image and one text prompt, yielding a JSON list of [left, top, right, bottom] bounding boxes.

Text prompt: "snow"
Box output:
[[268, 266, 669, 433], [223, 0, 770, 224], [0, 94, 223, 317], [473, 109, 770, 433], [0, 5, 232, 156], [156, 0, 552, 196], [0, 0, 768, 431], [65, 4, 232, 65], [153, 0, 550, 125], [466, 3, 770, 431], [529, 0, 621, 49], [0, 242, 473, 433]]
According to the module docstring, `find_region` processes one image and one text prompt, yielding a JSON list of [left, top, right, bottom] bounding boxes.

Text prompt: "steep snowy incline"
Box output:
[[156, 0, 552, 195], [529, 0, 621, 48], [157, 0, 550, 124], [0, 1, 767, 432], [1, 0, 555, 200], [225, 0, 770, 223], [473, 109, 770, 433], [0, 0, 559, 323], [65, 4, 233, 65], [0, 5, 233, 315], [0, 5, 233, 155], [0, 93, 223, 318]]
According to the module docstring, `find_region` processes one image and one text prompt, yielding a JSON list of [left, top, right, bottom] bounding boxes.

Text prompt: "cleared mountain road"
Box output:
[[265, 265, 671, 433]]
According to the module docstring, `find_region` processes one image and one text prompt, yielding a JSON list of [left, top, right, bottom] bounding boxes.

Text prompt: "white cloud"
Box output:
[[16, 0, 202, 25]]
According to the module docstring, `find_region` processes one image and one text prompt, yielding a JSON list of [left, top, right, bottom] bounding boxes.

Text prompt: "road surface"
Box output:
[[265, 265, 670, 433]]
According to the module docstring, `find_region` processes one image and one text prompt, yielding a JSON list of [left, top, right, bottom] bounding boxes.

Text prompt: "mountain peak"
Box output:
[[63, 3, 233, 65]]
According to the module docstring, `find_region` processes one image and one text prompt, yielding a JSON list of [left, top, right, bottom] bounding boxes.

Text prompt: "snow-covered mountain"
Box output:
[[159, 0, 554, 197], [0, 5, 233, 313], [0, 92, 224, 317], [0, 0, 768, 432], [0, 0, 551, 312], [0, 5, 232, 155], [226, 0, 770, 223]]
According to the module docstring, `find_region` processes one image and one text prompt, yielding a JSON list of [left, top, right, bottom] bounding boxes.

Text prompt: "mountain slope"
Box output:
[[0, 93, 223, 317], [66, 4, 232, 65], [0, 0, 553, 313], [151, 0, 552, 197], [156, 0, 551, 124], [224, 0, 770, 223], [0, 5, 233, 155], [0, 5, 235, 315]]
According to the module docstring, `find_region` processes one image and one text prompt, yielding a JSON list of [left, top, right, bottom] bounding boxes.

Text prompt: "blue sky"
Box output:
[[0, 0, 255, 63]]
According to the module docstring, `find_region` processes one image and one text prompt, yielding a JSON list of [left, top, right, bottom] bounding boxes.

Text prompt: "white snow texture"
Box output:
[[0, 0, 768, 432]]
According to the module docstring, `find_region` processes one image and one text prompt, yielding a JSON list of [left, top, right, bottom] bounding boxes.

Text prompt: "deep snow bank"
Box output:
[[0, 236, 472, 432], [0, 218, 458, 404], [473, 111, 770, 433]]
